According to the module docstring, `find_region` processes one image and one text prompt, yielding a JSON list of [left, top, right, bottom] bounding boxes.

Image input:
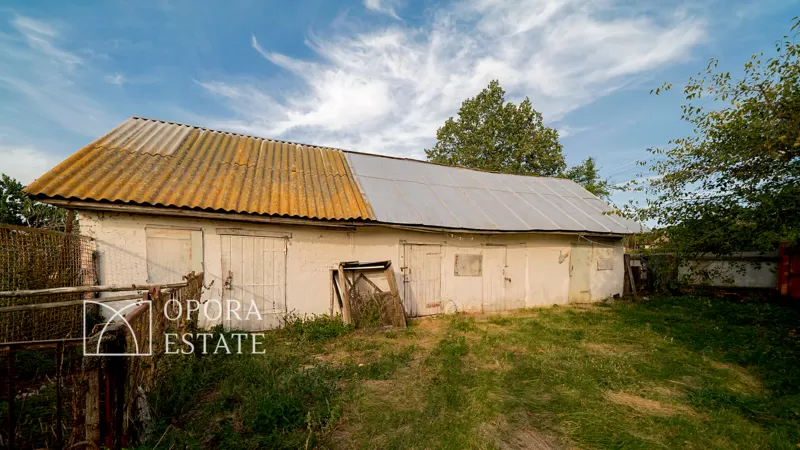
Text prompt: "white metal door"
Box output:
[[145, 228, 203, 283], [569, 245, 592, 303], [221, 235, 286, 331], [482, 245, 506, 312], [403, 244, 442, 317]]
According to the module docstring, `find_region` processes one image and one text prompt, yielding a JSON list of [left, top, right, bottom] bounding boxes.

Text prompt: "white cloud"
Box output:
[[363, 0, 403, 19], [0, 14, 116, 137], [105, 72, 126, 85], [558, 125, 591, 138], [201, 0, 706, 159], [0, 147, 57, 185], [10, 15, 83, 70]]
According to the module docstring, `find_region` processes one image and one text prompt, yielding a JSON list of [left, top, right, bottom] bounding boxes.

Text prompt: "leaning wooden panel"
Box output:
[[384, 263, 407, 328]]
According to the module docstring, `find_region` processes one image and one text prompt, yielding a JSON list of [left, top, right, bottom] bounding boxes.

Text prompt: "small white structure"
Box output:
[[27, 117, 644, 330], [679, 253, 778, 289]]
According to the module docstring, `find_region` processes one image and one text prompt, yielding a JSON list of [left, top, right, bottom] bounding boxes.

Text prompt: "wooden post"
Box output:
[[56, 341, 64, 448], [625, 254, 638, 299], [114, 357, 125, 449], [65, 210, 75, 234], [85, 369, 101, 445], [384, 264, 406, 328], [7, 346, 14, 449], [338, 264, 352, 324], [329, 268, 335, 317], [623, 254, 631, 297]]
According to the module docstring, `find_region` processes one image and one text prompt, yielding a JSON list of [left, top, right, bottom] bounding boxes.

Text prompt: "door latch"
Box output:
[[224, 271, 233, 290]]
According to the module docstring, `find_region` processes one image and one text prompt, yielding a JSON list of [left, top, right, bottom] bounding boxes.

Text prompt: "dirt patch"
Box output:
[[646, 385, 685, 399], [709, 361, 763, 393], [361, 378, 426, 412], [406, 316, 449, 349], [479, 417, 564, 450], [604, 391, 695, 417]]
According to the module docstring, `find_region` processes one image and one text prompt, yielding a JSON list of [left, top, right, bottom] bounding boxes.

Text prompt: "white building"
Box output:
[[26, 117, 643, 330]]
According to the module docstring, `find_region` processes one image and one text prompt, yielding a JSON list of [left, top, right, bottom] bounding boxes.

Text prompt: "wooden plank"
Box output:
[[623, 254, 631, 297], [357, 273, 384, 293], [7, 346, 14, 449], [85, 369, 101, 445], [0, 291, 162, 313], [338, 264, 353, 325], [332, 270, 344, 311], [0, 281, 188, 298], [384, 264, 406, 328], [56, 341, 64, 448], [0, 337, 85, 350], [625, 254, 638, 299], [329, 268, 335, 316], [216, 228, 292, 239]]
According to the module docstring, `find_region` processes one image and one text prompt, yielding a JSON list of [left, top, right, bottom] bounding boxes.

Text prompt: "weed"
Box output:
[[487, 315, 513, 326], [448, 314, 477, 332], [280, 312, 352, 343], [143, 296, 800, 449]]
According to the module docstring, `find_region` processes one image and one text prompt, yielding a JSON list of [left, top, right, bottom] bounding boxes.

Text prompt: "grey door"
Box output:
[[569, 245, 592, 302], [221, 235, 287, 330], [403, 244, 442, 316]]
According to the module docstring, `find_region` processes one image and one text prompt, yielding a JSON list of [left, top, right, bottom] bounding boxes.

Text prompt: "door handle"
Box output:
[[224, 271, 233, 290]]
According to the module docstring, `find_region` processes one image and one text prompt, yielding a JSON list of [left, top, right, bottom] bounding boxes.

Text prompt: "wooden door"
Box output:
[[221, 235, 286, 331], [403, 244, 442, 316], [482, 245, 506, 312], [145, 228, 203, 283], [569, 245, 592, 302]]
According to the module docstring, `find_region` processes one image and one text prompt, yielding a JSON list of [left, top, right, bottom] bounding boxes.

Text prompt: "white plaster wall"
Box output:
[[78, 211, 625, 326], [590, 242, 626, 301], [679, 260, 777, 288]]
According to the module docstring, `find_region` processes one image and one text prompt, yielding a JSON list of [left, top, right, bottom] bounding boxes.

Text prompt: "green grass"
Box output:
[[142, 297, 800, 449]]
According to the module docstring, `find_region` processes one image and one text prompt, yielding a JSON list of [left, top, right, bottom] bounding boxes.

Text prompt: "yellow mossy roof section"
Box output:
[[26, 117, 375, 221]]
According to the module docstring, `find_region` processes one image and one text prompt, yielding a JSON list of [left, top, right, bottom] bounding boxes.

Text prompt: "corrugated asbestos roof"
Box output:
[[25, 117, 376, 221], [27, 116, 643, 234], [347, 152, 644, 234]]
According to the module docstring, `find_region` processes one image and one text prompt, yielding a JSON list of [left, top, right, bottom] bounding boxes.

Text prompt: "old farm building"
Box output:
[[26, 117, 643, 330]]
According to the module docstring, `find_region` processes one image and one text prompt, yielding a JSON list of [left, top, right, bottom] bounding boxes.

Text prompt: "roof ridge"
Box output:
[[129, 115, 351, 153], [130, 115, 572, 182]]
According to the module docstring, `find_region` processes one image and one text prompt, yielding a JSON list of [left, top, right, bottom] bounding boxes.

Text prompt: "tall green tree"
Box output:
[[0, 174, 25, 226], [0, 173, 71, 230], [564, 157, 611, 200], [631, 18, 800, 254], [425, 80, 566, 177]]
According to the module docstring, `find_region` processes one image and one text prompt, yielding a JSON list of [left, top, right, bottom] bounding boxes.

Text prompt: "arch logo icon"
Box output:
[[83, 300, 153, 356]]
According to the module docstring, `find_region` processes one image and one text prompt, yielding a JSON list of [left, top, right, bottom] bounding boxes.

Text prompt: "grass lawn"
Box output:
[[145, 296, 800, 449]]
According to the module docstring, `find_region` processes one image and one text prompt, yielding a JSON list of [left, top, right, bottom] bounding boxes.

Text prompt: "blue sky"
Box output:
[[0, 0, 796, 207]]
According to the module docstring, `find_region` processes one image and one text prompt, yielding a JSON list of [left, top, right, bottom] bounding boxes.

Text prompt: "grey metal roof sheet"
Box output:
[[347, 152, 644, 234]]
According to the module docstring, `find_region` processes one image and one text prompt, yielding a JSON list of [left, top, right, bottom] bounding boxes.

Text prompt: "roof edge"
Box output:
[[43, 198, 636, 236]]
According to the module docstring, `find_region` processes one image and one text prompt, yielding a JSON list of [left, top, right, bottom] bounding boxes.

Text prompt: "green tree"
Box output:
[[0, 173, 71, 230], [0, 174, 25, 226], [425, 80, 566, 177], [631, 18, 800, 255], [564, 157, 611, 200]]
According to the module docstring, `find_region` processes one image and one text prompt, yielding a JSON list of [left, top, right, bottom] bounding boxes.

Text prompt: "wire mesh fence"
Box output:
[[0, 275, 204, 449], [0, 342, 83, 449], [0, 224, 96, 343]]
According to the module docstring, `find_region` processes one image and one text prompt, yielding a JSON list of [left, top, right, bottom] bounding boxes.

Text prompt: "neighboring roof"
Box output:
[[25, 117, 375, 221], [348, 153, 644, 234], [27, 116, 644, 234]]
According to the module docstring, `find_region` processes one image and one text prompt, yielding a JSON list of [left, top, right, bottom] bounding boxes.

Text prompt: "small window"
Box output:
[[597, 258, 614, 270], [454, 254, 482, 276]]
